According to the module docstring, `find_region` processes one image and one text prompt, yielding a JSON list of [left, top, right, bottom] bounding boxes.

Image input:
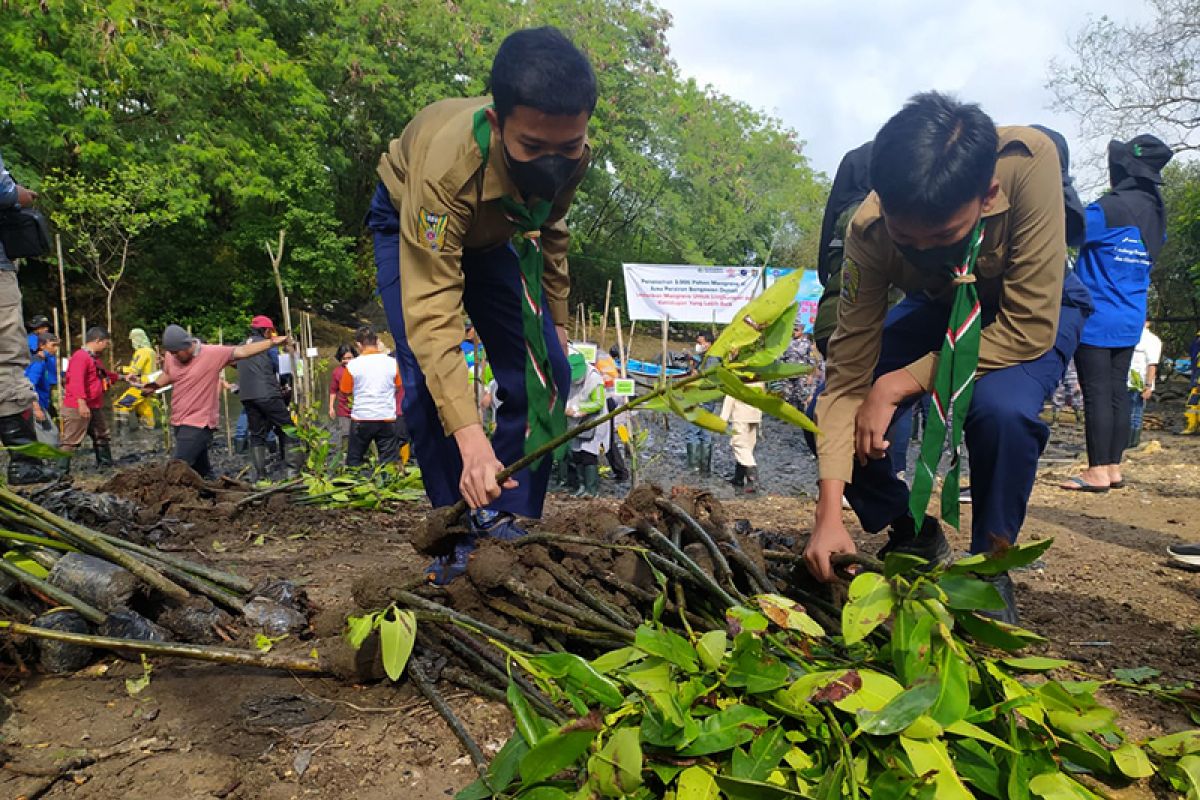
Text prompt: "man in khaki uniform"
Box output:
[[804, 93, 1093, 622], [0, 150, 55, 484], [365, 27, 596, 582]]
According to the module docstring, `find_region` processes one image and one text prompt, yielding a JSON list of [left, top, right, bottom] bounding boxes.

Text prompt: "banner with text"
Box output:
[[622, 264, 763, 323], [765, 268, 823, 333]]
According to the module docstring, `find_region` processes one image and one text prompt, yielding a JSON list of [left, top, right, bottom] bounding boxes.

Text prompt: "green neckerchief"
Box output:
[[908, 220, 987, 531], [472, 107, 565, 464]]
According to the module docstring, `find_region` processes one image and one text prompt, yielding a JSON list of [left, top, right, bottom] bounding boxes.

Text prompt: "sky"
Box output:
[[656, 0, 1154, 195]]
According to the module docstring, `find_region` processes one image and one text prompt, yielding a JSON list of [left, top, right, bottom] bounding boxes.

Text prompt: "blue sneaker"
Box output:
[[425, 536, 478, 585], [470, 510, 528, 542]]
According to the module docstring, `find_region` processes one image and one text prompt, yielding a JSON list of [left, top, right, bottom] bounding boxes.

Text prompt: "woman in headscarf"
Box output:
[[113, 327, 159, 429], [1062, 135, 1173, 492]]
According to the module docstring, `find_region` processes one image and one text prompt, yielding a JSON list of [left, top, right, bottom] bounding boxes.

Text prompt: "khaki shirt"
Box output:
[[377, 96, 589, 435], [816, 126, 1066, 483]]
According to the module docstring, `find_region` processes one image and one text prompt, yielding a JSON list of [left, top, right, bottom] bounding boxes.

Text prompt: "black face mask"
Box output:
[[504, 146, 581, 201], [896, 229, 975, 275]]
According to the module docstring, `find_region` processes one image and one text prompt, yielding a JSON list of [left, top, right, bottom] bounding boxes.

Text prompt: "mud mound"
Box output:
[[101, 461, 249, 523]]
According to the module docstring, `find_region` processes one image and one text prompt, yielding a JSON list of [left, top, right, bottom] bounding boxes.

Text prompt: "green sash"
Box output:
[[472, 107, 565, 464], [908, 220, 986, 531]]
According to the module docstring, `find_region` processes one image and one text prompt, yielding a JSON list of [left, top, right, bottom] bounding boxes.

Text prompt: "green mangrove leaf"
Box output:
[[378, 607, 416, 681], [588, 725, 643, 797], [508, 681, 549, 747], [842, 572, 895, 645], [711, 366, 819, 434], [1028, 771, 1103, 799], [948, 539, 1053, 577], [755, 594, 826, 637], [696, 630, 727, 672], [928, 643, 971, 726], [708, 270, 801, 361], [676, 765, 720, 800], [901, 737, 974, 800], [519, 722, 601, 784], [938, 574, 1006, 611], [730, 725, 790, 781], [1112, 742, 1154, 779], [857, 679, 941, 736], [678, 704, 771, 756], [635, 624, 698, 673]]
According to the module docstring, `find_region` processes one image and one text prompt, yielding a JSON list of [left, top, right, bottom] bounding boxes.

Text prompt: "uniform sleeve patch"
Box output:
[[841, 259, 861, 303], [419, 207, 450, 251]]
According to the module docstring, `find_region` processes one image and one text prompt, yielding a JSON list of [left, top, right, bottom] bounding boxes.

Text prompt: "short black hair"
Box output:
[[870, 92, 998, 225], [86, 326, 110, 343], [354, 325, 378, 347], [491, 27, 597, 124], [696, 333, 711, 344], [334, 343, 359, 361]]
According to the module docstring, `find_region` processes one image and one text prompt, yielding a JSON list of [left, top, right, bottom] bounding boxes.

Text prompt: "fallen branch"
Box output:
[[0, 621, 326, 672]]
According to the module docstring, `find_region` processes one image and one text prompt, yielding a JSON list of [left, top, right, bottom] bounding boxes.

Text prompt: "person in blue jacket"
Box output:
[[1063, 135, 1172, 492]]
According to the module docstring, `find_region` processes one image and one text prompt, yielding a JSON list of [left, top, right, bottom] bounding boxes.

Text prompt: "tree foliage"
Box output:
[[0, 1, 825, 346], [1047, 0, 1200, 153]]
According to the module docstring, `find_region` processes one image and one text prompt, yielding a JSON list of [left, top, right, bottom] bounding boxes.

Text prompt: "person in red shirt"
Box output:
[[61, 326, 120, 472], [327, 344, 357, 451]]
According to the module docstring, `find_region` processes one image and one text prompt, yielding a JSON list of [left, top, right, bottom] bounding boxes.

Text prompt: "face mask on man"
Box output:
[[896, 228, 975, 275], [695, 343, 708, 354], [504, 145, 581, 201]]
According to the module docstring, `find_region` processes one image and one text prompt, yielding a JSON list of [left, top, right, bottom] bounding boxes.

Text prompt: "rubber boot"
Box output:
[[551, 459, 570, 489], [743, 465, 759, 494], [978, 572, 1019, 626], [234, 436, 249, 455], [565, 459, 580, 492], [731, 464, 745, 488], [1129, 425, 1141, 450], [0, 411, 57, 485], [94, 444, 114, 469], [281, 437, 304, 479], [573, 464, 600, 498], [57, 456, 71, 477], [250, 445, 270, 483], [699, 443, 713, 477], [1185, 411, 1200, 435], [686, 443, 698, 472]]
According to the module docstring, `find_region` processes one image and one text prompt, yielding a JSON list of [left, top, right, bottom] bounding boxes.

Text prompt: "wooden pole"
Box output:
[[55, 234, 70, 357], [219, 328, 233, 451], [266, 229, 290, 338], [614, 306, 626, 379], [660, 317, 669, 387], [51, 307, 63, 391], [79, 315, 86, 349], [627, 320, 637, 364], [598, 280, 612, 351]]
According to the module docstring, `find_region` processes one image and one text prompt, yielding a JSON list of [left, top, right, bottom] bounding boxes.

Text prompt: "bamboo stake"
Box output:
[[0, 558, 106, 624], [91, 531, 252, 593], [0, 487, 190, 602], [614, 307, 626, 377], [660, 317, 669, 386], [0, 622, 327, 672], [219, 328, 233, 452], [80, 315, 86, 348], [598, 280, 612, 350], [56, 234, 71, 356]]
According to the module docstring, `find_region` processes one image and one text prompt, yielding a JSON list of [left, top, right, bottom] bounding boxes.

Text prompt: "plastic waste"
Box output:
[[32, 610, 93, 673], [48, 552, 138, 612]]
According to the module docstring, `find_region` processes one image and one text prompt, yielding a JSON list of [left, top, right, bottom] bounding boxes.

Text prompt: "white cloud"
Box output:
[[657, 0, 1155, 194]]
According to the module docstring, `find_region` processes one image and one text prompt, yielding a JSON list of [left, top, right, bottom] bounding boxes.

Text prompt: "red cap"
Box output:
[[251, 315, 275, 330]]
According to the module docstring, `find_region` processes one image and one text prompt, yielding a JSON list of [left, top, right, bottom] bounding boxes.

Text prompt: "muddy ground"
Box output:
[[1, 413, 1198, 799]]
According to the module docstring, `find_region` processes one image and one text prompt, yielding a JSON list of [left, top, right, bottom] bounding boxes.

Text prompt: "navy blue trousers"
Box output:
[[367, 182, 570, 518], [838, 276, 1088, 554]]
